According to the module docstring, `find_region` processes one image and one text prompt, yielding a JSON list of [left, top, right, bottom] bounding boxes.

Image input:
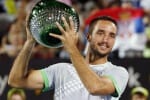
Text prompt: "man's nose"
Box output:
[[102, 35, 109, 42]]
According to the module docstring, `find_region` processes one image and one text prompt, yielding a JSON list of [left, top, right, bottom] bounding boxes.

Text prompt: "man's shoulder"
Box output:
[[42, 63, 72, 73], [46, 62, 72, 70], [48, 62, 71, 67], [107, 62, 128, 75]]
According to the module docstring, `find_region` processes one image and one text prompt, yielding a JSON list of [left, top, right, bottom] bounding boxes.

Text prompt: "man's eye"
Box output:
[[110, 34, 116, 38], [97, 32, 103, 35]]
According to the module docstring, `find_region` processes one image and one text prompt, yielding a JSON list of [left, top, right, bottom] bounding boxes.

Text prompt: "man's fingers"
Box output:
[[69, 16, 74, 31], [56, 22, 66, 34], [49, 33, 63, 40], [62, 17, 70, 31]]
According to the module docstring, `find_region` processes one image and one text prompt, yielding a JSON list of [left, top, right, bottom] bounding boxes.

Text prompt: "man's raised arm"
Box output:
[[8, 15, 44, 90]]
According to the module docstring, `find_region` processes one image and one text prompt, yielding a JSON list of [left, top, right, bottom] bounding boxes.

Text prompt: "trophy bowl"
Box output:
[[29, 0, 80, 48]]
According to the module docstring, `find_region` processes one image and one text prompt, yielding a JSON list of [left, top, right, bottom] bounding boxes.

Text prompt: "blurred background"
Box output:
[[0, 0, 150, 100]]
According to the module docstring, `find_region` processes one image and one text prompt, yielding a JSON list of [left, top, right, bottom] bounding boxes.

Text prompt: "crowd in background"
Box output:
[[0, 0, 150, 100], [0, 0, 150, 59]]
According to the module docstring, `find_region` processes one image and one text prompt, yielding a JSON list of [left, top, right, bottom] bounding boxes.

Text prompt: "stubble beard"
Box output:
[[90, 44, 110, 58]]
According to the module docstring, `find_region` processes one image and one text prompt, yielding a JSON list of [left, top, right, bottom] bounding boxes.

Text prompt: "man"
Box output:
[[7, 88, 26, 100], [8, 15, 129, 100], [131, 86, 149, 100]]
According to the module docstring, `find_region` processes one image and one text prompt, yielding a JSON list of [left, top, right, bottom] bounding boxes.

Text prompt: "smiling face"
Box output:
[[88, 20, 117, 58]]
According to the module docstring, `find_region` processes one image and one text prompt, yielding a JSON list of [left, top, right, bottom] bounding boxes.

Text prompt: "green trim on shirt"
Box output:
[[106, 75, 121, 97], [40, 70, 49, 92]]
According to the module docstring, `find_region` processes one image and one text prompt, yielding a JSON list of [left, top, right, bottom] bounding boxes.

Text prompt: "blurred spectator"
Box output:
[[131, 86, 149, 100], [0, 1, 5, 13], [140, 0, 150, 13], [108, 0, 121, 8], [4, 0, 17, 15], [0, 0, 150, 59], [0, 22, 26, 57], [143, 25, 150, 58], [0, 0, 33, 58], [113, 0, 146, 58], [7, 88, 26, 100]]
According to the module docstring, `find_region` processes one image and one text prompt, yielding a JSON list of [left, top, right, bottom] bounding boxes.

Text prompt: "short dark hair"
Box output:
[[88, 16, 118, 34]]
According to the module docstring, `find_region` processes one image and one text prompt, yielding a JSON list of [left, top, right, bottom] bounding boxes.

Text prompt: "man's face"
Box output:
[[88, 20, 117, 57], [10, 94, 23, 100], [132, 94, 147, 100]]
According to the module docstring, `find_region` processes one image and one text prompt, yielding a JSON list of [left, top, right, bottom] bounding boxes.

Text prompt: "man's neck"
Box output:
[[86, 53, 108, 65], [89, 57, 108, 65]]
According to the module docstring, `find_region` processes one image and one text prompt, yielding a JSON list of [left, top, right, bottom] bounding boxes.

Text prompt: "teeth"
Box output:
[[100, 45, 107, 49]]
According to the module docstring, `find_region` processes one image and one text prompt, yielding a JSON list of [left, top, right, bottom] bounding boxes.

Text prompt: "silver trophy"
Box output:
[[29, 0, 80, 48]]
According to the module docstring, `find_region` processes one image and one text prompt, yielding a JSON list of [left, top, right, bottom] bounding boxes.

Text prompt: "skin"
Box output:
[[8, 16, 117, 95], [10, 94, 23, 100], [132, 94, 147, 100]]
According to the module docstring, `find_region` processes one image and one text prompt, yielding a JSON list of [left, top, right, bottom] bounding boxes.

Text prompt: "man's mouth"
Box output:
[[98, 43, 109, 50]]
